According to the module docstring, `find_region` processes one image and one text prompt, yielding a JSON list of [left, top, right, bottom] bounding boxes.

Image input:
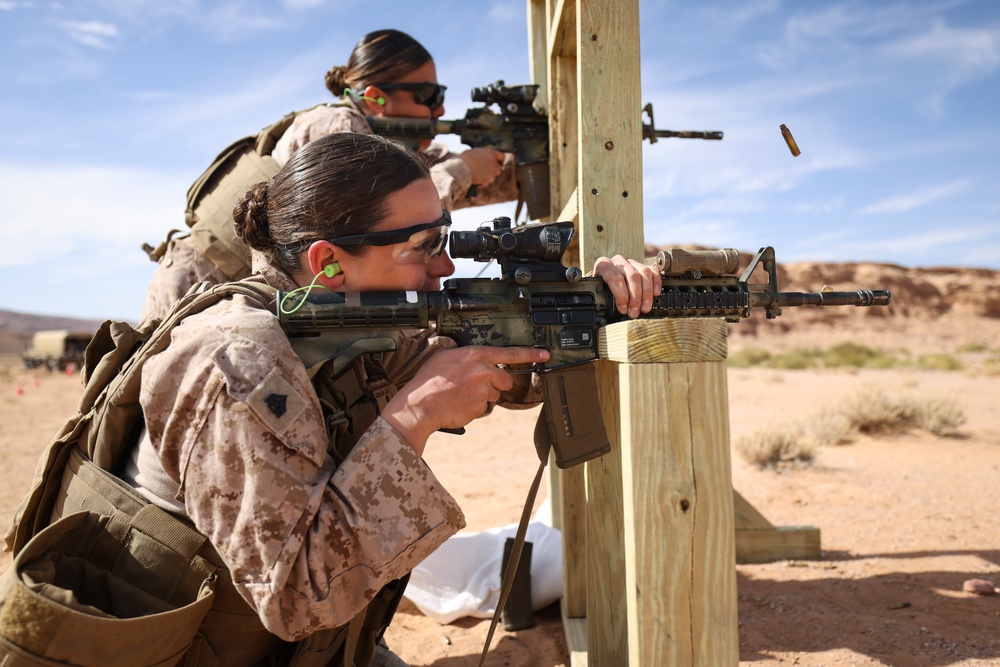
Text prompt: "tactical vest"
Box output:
[[144, 104, 340, 281], [1, 278, 406, 667]]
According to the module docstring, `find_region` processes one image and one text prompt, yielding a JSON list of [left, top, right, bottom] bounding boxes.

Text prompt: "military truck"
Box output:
[[22, 330, 93, 371]]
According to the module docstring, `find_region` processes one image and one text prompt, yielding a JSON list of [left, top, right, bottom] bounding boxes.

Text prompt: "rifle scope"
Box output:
[[470, 80, 538, 106], [450, 217, 573, 264]]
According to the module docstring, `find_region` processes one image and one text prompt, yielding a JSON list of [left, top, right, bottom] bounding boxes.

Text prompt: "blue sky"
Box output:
[[1, 0, 997, 321]]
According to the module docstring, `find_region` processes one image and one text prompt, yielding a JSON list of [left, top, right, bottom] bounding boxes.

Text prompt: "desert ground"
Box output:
[[1, 259, 999, 666]]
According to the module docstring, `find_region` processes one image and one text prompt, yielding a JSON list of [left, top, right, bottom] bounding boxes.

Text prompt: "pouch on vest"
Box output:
[[0, 508, 217, 667], [1, 281, 279, 667], [182, 109, 304, 280]]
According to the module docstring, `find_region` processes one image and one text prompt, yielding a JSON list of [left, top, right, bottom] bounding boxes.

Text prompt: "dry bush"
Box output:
[[840, 388, 965, 437], [766, 350, 818, 370], [978, 359, 1000, 377], [809, 409, 854, 446], [735, 425, 814, 469], [822, 343, 897, 369], [728, 348, 771, 368], [913, 353, 963, 371], [913, 396, 967, 437]]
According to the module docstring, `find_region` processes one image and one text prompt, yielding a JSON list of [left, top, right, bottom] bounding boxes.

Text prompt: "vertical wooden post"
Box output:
[[528, 1, 742, 664], [576, 1, 643, 663]]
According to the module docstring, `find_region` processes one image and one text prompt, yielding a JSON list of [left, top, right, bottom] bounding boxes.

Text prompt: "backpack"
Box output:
[[0, 280, 280, 667], [143, 108, 307, 279], [1, 278, 409, 667]]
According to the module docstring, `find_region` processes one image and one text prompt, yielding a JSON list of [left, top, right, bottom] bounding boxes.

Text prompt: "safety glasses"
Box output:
[[327, 210, 451, 264], [376, 82, 447, 110]]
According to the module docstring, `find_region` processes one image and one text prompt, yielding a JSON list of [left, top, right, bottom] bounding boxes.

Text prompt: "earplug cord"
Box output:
[[279, 269, 333, 315]]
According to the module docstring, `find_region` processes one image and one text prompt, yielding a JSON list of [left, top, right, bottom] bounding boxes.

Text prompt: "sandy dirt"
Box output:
[[1, 312, 998, 666]]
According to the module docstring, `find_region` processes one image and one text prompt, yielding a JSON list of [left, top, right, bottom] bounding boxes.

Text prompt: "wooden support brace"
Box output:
[[733, 490, 822, 563]]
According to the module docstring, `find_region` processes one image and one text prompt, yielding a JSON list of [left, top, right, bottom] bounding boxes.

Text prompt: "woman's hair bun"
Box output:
[[325, 65, 350, 96], [233, 181, 272, 250]]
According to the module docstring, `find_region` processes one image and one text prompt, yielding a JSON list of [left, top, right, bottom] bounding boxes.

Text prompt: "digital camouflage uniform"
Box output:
[[140, 103, 518, 324], [126, 250, 470, 665]]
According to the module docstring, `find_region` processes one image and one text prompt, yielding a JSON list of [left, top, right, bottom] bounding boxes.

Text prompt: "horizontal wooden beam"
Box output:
[[598, 318, 728, 364], [736, 526, 822, 563]]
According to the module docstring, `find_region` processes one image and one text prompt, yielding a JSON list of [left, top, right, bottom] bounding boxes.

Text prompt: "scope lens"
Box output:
[[448, 230, 491, 259]]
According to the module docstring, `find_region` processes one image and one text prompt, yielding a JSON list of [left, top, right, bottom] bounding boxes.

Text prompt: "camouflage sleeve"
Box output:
[[141, 300, 465, 641], [423, 145, 519, 212], [271, 105, 374, 166], [140, 235, 227, 325]]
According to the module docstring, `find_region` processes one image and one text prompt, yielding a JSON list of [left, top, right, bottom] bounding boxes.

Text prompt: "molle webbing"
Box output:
[[52, 448, 287, 667], [184, 110, 300, 280]]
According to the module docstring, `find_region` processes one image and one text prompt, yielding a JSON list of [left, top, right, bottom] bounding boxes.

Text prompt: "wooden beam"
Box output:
[[623, 358, 739, 665], [561, 609, 589, 667], [527, 0, 548, 111], [733, 489, 774, 530], [734, 490, 822, 563], [599, 318, 728, 364], [543, 0, 587, 620], [736, 527, 822, 564]]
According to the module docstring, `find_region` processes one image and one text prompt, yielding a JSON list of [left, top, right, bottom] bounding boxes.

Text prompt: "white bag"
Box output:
[[403, 499, 563, 624]]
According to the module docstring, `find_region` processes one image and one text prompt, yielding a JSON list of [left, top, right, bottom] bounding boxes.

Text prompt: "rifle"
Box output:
[[366, 81, 723, 220], [278, 217, 890, 468]]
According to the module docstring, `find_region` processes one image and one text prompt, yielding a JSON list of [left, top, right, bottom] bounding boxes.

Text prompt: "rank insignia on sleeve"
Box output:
[[265, 393, 288, 418], [247, 371, 305, 436]]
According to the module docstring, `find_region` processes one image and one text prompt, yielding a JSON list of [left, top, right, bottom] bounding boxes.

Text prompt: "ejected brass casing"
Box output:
[[780, 124, 801, 156]]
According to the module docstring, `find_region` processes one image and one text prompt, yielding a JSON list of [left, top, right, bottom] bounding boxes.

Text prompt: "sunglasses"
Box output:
[[326, 210, 451, 264], [376, 82, 447, 110]]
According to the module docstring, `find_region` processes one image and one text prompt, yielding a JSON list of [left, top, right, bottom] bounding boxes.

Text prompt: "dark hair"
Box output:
[[325, 29, 433, 97], [233, 133, 431, 272]]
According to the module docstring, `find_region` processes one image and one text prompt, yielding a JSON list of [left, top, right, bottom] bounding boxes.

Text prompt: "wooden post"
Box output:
[[526, 0, 813, 664]]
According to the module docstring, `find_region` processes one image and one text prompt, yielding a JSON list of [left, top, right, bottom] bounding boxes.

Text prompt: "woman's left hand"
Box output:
[[592, 255, 662, 319]]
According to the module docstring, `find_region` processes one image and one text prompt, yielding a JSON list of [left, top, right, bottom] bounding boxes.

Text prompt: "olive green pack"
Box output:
[[0, 279, 403, 667], [145, 108, 312, 280]]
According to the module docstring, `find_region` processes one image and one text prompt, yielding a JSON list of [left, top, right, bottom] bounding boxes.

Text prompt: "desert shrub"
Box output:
[[840, 388, 965, 437], [728, 348, 772, 368], [957, 342, 989, 354], [913, 353, 963, 371], [765, 349, 818, 370], [822, 343, 897, 369], [735, 425, 814, 469], [912, 396, 967, 437], [978, 358, 1000, 377], [809, 409, 855, 446]]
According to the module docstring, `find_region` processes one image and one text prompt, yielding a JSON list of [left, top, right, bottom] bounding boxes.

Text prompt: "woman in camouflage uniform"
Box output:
[[141, 29, 515, 324], [124, 132, 660, 665]]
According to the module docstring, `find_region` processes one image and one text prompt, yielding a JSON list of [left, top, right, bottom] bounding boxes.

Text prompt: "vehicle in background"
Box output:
[[22, 330, 93, 371]]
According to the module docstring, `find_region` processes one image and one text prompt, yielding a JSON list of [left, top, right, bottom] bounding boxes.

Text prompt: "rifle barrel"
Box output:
[[365, 116, 458, 138], [651, 129, 724, 140], [767, 290, 892, 308]]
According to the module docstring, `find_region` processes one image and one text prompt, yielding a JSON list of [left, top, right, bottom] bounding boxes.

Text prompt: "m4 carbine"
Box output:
[[367, 81, 723, 220], [278, 218, 890, 469]]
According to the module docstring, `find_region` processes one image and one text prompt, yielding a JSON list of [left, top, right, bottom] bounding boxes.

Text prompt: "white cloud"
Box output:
[[281, 0, 325, 9], [0, 160, 188, 269], [61, 20, 119, 50], [487, 1, 522, 23], [860, 180, 971, 214], [884, 18, 1000, 76], [875, 224, 996, 257]]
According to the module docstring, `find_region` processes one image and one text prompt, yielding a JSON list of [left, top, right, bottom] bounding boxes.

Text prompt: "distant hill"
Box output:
[[0, 309, 106, 355]]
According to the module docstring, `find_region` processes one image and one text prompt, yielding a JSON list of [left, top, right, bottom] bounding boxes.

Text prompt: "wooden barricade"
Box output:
[[526, 1, 819, 663]]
